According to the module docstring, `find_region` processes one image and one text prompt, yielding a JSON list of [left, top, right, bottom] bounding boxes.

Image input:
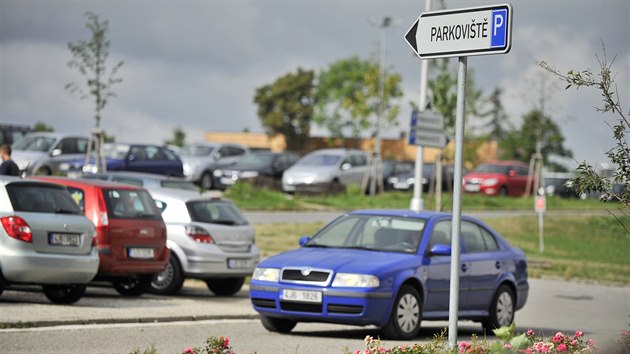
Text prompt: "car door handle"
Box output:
[[461, 263, 468, 272], [495, 261, 501, 269]]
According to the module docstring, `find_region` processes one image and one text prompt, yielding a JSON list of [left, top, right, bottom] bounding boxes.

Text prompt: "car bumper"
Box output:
[[182, 245, 260, 278], [249, 282, 393, 327], [97, 246, 169, 276], [0, 248, 99, 284]]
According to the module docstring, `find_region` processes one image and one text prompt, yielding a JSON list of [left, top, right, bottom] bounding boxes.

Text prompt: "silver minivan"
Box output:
[[281, 148, 370, 193], [0, 176, 99, 304]]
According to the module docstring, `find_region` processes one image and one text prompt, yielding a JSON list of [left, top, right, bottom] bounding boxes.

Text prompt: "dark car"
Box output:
[[250, 209, 528, 339], [213, 151, 301, 190], [387, 163, 461, 192], [381, 160, 414, 191], [64, 143, 184, 177]]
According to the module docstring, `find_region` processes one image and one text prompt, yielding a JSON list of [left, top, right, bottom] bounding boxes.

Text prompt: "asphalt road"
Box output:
[[0, 278, 628, 353]]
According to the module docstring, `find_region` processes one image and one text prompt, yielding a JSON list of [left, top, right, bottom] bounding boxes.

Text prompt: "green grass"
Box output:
[[253, 215, 630, 285]]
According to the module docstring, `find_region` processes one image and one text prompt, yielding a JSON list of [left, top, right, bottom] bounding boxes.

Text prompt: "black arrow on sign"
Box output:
[[405, 19, 419, 53]]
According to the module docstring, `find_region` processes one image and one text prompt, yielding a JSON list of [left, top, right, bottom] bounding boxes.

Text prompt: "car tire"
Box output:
[[260, 315, 297, 333], [200, 172, 213, 190], [113, 276, 152, 297], [499, 186, 508, 196], [382, 284, 423, 340], [204, 277, 245, 296], [482, 284, 515, 331], [151, 255, 185, 295], [42, 284, 86, 304]]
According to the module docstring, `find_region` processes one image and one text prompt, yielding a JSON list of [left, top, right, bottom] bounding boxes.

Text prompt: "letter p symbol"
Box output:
[[491, 8, 508, 48]]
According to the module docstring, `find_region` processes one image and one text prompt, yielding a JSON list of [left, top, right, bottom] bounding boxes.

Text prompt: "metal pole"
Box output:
[[448, 56, 467, 349], [410, 0, 431, 212]]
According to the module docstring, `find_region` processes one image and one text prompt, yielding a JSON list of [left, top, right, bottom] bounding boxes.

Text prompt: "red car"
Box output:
[[462, 160, 531, 196], [30, 176, 168, 296]]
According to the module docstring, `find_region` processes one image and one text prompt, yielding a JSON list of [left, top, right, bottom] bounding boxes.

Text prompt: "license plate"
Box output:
[[49, 233, 80, 247], [128, 247, 154, 259], [465, 184, 480, 192], [228, 258, 254, 269], [281, 289, 322, 303], [393, 182, 410, 189], [220, 177, 236, 185]]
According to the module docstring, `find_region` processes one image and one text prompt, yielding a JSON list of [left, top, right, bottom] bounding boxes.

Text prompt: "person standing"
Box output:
[[0, 144, 21, 176]]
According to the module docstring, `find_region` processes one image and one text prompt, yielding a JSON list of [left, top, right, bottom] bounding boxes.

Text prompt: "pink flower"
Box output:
[[353, 350, 361, 354], [553, 332, 564, 343], [182, 347, 194, 354], [523, 349, 532, 354], [526, 329, 535, 336], [557, 343, 567, 352], [503, 343, 513, 349], [588, 339, 595, 348], [571, 340, 577, 346], [222, 336, 230, 348], [459, 341, 471, 353], [574, 330, 584, 339]]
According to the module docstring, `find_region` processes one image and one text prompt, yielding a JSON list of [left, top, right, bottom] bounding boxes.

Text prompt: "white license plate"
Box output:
[[128, 248, 154, 259], [220, 177, 236, 185], [228, 258, 254, 269], [393, 182, 410, 189], [281, 289, 322, 303], [465, 184, 480, 192], [49, 233, 80, 247]]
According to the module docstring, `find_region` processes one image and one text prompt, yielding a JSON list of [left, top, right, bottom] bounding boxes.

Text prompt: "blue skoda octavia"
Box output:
[[249, 210, 528, 339]]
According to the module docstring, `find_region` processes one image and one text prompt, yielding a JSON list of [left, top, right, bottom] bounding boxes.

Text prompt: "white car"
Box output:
[[179, 143, 249, 190], [147, 188, 259, 296], [11, 132, 89, 176]]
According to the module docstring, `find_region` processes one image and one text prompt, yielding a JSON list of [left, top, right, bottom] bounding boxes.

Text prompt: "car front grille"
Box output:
[[280, 301, 322, 313], [281, 268, 332, 285]]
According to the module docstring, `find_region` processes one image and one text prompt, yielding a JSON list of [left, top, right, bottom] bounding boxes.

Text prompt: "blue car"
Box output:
[[249, 209, 528, 339]]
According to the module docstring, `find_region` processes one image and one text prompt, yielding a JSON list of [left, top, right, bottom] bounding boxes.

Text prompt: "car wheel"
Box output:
[[382, 284, 422, 340], [204, 277, 245, 296], [113, 276, 152, 297], [200, 172, 214, 190], [499, 186, 508, 196], [482, 284, 515, 331], [260, 315, 297, 333], [42, 284, 86, 304], [151, 255, 185, 295]]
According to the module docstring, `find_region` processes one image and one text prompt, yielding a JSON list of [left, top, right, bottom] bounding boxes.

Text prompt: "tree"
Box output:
[[254, 68, 315, 152], [499, 109, 573, 166], [33, 121, 54, 132], [314, 56, 402, 140], [165, 127, 186, 147], [540, 47, 629, 230], [479, 88, 509, 141]]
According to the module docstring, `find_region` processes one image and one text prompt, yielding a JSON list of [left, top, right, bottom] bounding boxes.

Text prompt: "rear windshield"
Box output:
[[103, 189, 162, 220], [186, 200, 248, 226], [6, 183, 83, 215]]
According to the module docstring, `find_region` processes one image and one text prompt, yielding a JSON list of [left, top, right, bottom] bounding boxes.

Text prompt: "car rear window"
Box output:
[[186, 200, 248, 226], [102, 189, 162, 220], [6, 183, 83, 214]]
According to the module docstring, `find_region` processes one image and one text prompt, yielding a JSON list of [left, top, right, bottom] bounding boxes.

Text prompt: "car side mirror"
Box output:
[[508, 170, 517, 177], [341, 162, 352, 171], [299, 236, 311, 246], [429, 244, 452, 256], [51, 149, 62, 157]]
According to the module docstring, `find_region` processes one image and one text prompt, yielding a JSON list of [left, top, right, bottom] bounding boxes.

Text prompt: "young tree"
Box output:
[[314, 56, 402, 140], [479, 88, 509, 141], [540, 48, 629, 229], [254, 68, 315, 152], [33, 121, 55, 132], [165, 127, 186, 148]]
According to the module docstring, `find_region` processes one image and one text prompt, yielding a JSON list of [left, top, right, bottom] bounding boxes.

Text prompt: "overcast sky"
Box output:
[[1, 0, 628, 168]]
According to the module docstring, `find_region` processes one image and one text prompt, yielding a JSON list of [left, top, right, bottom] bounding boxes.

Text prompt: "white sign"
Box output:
[[411, 109, 444, 131], [405, 4, 512, 59], [409, 110, 447, 148], [409, 129, 448, 148]]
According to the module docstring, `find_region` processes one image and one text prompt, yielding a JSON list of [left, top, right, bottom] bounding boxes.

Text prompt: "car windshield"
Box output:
[[475, 164, 510, 174], [234, 153, 274, 169], [6, 183, 82, 214], [306, 214, 426, 254], [298, 154, 340, 166], [181, 145, 214, 157], [103, 144, 130, 159], [103, 189, 162, 220], [187, 200, 248, 226], [12, 136, 56, 152]]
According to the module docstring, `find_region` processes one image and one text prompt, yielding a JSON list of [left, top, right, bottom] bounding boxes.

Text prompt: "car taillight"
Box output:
[[185, 225, 213, 244], [94, 190, 109, 227], [1, 216, 33, 243]]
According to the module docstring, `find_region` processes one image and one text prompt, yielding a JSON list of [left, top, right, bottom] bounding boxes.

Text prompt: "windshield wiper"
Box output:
[[305, 244, 330, 248], [343, 246, 376, 251], [212, 220, 236, 226]]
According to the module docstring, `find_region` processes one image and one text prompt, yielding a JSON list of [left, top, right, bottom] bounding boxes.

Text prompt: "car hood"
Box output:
[[12, 150, 46, 169], [260, 247, 412, 274], [284, 166, 334, 179]]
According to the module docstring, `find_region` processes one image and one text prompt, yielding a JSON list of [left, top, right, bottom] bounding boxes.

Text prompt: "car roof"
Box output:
[[308, 148, 367, 155], [0, 175, 65, 188], [22, 132, 85, 139], [348, 209, 452, 220], [28, 176, 147, 190], [147, 187, 223, 203]]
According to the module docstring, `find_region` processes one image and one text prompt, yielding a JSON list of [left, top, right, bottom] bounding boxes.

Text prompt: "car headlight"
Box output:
[[213, 169, 223, 177], [331, 273, 379, 288], [252, 267, 280, 282], [387, 177, 398, 184], [482, 178, 499, 186]]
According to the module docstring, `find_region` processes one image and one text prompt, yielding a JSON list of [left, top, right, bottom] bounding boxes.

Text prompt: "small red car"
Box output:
[[462, 160, 531, 196], [30, 176, 168, 296]]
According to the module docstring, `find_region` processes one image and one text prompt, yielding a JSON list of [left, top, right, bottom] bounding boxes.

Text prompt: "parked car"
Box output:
[[29, 176, 169, 296], [387, 163, 462, 192], [282, 148, 369, 194], [250, 209, 529, 339], [180, 143, 249, 190], [381, 160, 414, 191], [0, 123, 32, 146], [462, 160, 530, 196], [64, 143, 184, 177], [147, 188, 259, 296], [81, 171, 199, 192], [0, 176, 99, 304], [544, 172, 586, 199], [11, 132, 89, 176], [213, 151, 301, 191]]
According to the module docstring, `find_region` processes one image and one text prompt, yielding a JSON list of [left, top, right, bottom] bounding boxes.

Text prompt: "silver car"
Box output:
[[281, 148, 370, 193], [11, 132, 90, 176], [80, 171, 199, 191], [0, 176, 99, 304], [148, 188, 259, 296], [180, 143, 249, 190]]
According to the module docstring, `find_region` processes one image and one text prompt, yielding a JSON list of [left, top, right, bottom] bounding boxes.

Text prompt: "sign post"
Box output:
[[535, 195, 546, 253], [404, 3, 512, 349]]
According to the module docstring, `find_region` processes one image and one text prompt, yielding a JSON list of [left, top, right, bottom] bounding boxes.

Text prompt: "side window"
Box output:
[[228, 146, 245, 157], [428, 220, 452, 250], [58, 138, 77, 154], [461, 222, 486, 253], [161, 148, 178, 161], [352, 154, 367, 167], [145, 146, 162, 160], [480, 228, 499, 251], [129, 146, 147, 161], [341, 156, 353, 168]]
